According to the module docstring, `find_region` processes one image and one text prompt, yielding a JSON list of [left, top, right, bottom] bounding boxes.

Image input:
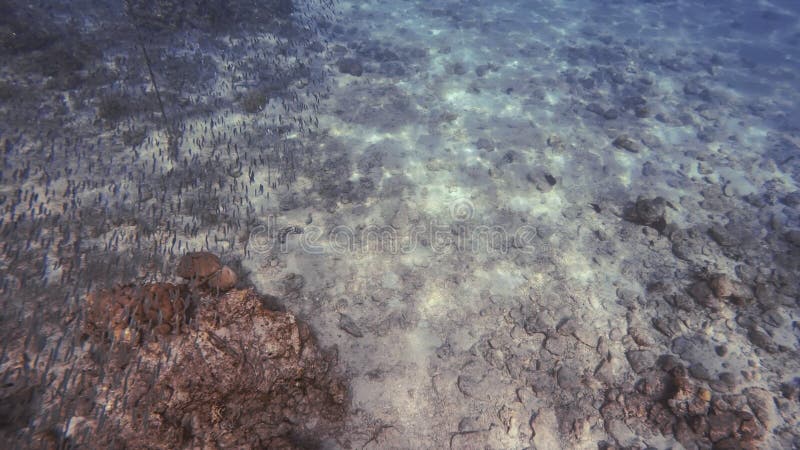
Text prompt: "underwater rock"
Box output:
[[688, 281, 722, 311], [84, 287, 346, 448], [628, 327, 655, 347], [707, 222, 742, 247], [474, 63, 499, 77], [585, 103, 618, 120], [449, 62, 467, 75], [279, 192, 300, 211], [337, 57, 364, 76], [476, 137, 495, 151], [241, 89, 268, 113], [636, 196, 666, 224], [546, 134, 565, 151], [177, 251, 222, 280], [338, 313, 364, 337], [379, 60, 407, 77], [668, 225, 706, 261], [626, 350, 656, 374], [614, 364, 768, 448], [784, 229, 800, 246], [683, 80, 713, 102], [85, 282, 189, 339], [689, 363, 713, 381], [708, 273, 753, 305], [207, 265, 238, 291], [747, 327, 778, 353], [621, 95, 647, 111], [781, 191, 800, 207], [96, 94, 132, 123], [176, 251, 238, 291], [624, 196, 668, 232], [652, 317, 681, 337], [526, 170, 557, 193], [556, 365, 582, 391], [612, 135, 642, 153]]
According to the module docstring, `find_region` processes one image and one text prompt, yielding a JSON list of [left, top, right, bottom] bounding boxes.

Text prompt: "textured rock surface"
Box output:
[[84, 287, 346, 448], [85, 282, 189, 338]]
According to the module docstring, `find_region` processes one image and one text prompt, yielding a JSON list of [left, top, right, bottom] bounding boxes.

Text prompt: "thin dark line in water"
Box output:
[[123, 0, 178, 160]]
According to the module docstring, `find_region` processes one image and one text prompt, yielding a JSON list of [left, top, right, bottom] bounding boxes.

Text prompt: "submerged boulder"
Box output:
[[623, 196, 669, 232], [80, 252, 346, 448], [84, 288, 346, 448], [177, 251, 238, 291], [85, 282, 189, 339]]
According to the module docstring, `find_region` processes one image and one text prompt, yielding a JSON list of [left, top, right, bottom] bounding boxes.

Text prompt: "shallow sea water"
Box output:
[[1, 0, 799, 448]]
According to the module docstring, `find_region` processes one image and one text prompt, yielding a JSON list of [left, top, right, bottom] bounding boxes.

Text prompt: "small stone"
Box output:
[[634, 196, 666, 226], [657, 354, 681, 372], [626, 350, 656, 374], [594, 358, 615, 384], [607, 419, 638, 447], [177, 252, 222, 280], [476, 138, 494, 151], [458, 416, 481, 432], [689, 363, 712, 381], [668, 292, 695, 312], [557, 366, 582, 390], [738, 417, 760, 441], [544, 335, 568, 355], [717, 372, 738, 388], [450, 62, 467, 75], [208, 265, 237, 291], [527, 170, 557, 193], [612, 135, 642, 153], [747, 328, 777, 353], [649, 403, 675, 434], [596, 336, 609, 356], [673, 418, 695, 447], [746, 387, 774, 428], [450, 430, 490, 448], [709, 274, 753, 304], [761, 308, 786, 328], [709, 274, 736, 298], [784, 229, 800, 246], [708, 412, 738, 442], [557, 317, 578, 336], [602, 108, 619, 120], [338, 313, 363, 337], [652, 317, 679, 337], [546, 134, 564, 149], [779, 382, 799, 401], [586, 102, 606, 116], [782, 191, 800, 207], [609, 328, 624, 341], [337, 57, 364, 76], [708, 223, 735, 247], [688, 281, 721, 310], [628, 327, 654, 347]]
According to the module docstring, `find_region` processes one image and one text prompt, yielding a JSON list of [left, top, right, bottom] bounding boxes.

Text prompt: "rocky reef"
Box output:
[[3, 253, 346, 449]]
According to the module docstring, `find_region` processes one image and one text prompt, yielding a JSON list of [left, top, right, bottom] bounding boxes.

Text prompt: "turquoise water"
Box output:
[[1, 0, 799, 448]]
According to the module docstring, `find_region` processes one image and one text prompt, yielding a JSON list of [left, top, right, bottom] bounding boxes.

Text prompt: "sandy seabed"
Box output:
[[1, 0, 799, 448]]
